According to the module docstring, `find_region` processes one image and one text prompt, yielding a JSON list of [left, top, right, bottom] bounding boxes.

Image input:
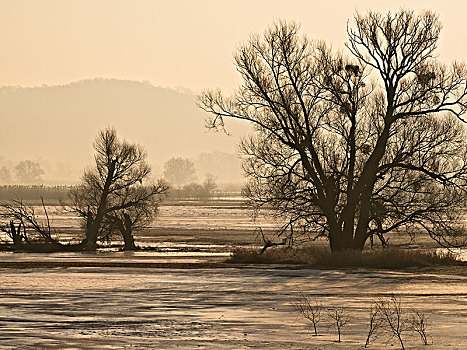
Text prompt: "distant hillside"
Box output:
[[0, 79, 248, 184]]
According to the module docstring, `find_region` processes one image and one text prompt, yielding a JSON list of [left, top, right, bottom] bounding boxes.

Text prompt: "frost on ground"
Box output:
[[0, 267, 466, 349]]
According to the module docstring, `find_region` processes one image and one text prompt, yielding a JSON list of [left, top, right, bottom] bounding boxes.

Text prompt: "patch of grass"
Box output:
[[229, 245, 463, 268]]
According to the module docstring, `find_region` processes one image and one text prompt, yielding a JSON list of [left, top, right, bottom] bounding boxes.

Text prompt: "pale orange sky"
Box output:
[[1, 0, 467, 92]]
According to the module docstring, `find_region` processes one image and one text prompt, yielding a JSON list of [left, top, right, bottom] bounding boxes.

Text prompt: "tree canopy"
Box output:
[[14, 160, 44, 184], [70, 127, 168, 250], [163, 157, 197, 187]]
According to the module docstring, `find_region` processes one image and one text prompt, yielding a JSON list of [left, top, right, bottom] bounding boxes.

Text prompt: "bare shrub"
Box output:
[[365, 295, 431, 348], [292, 293, 322, 336], [374, 295, 409, 349], [409, 308, 429, 345], [365, 304, 385, 348], [0, 197, 56, 244], [328, 307, 350, 342], [291, 294, 430, 347]]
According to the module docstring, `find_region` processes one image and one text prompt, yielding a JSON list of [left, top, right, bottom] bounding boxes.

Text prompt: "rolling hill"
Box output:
[[0, 79, 248, 184]]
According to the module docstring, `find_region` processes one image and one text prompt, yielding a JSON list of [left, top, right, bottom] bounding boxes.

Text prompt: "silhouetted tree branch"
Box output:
[[69, 127, 169, 251], [198, 11, 467, 252], [0, 197, 57, 245]]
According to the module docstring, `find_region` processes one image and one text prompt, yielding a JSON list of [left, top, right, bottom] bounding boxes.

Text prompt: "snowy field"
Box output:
[[0, 200, 466, 349], [1, 267, 466, 349]]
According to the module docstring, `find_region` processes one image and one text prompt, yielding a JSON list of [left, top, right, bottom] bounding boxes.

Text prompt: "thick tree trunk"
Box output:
[[83, 212, 106, 251], [351, 234, 368, 251], [120, 213, 136, 250], [10, 220, 23, 248], [329, 235, 367, 252], [78, 211, 99, 251], [328, 224, 368, 252], [79, 160, 117, 251], [122, 213, 135, 250], [121, 228, 136, 250], [79, 237, 97, 251], [329, 227, 364, 252]]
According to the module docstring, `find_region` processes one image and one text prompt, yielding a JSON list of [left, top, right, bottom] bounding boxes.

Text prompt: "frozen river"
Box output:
[[1, 201, 466, 348], [8, 201, 277, 232], [0, 201, 277, 246], [0, 267, 466, 349]]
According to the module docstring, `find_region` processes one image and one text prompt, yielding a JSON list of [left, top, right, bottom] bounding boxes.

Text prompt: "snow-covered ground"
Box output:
[[0, 267, 466, 349], [0, 201, 466, 348]]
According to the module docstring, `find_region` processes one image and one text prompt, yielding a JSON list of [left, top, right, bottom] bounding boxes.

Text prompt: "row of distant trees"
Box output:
[[0, 156, 229, 202], [0, 160, 45, 184], [0, 152, 241, 186], [0, 185, 70, 201]]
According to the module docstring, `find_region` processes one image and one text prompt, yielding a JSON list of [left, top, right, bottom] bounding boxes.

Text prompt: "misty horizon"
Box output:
[[0, 77, 195, 94], [0, 78, 248, 186], [2, 1, 467, 187]]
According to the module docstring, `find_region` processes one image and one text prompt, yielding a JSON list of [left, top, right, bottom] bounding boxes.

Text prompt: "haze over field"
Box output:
[[1, 0, 466, 186], [1, 1, 466, 91], [0, 79, 247, 184]]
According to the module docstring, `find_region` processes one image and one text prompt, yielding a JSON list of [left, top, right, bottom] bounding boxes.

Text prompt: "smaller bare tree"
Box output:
[[328, 307, 350, 342], [69, 127, 168, 251], [364, 304, 385, 348], [292, 293, 322, 336], [409, 308, 429, 345], [375, 295, 409, 350], [0, 197, 58, 249]]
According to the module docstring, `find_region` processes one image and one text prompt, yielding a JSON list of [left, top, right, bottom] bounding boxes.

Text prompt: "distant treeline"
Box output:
[[0, 185, 71, 202], [0, 184, 242, 203], [167, 182, 217, 200]]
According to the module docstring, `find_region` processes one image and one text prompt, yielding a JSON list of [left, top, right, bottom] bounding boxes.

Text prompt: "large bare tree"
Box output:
[[69, 127, 168, 251], [198, 10, 467, 252]]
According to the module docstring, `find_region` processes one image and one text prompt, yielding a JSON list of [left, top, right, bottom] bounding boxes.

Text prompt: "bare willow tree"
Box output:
[[198, 10, 467, 252], [69, 127, 168, 251]]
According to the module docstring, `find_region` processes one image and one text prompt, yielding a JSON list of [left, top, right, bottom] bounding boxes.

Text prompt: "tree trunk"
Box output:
[[10, 220, 23, 248], [78, 210, 97, 250], [121, 213, 135, 250], [328, 227, 364, 252], [352, 230, 369, 250], [79, 160, 117, 251], [121, 227, 135, 250], [108, 213, 136, 250], [328, 222, 368, 252]]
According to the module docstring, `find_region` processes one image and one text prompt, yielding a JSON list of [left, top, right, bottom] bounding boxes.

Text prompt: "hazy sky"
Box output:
[[1, 0, 467, 93]]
